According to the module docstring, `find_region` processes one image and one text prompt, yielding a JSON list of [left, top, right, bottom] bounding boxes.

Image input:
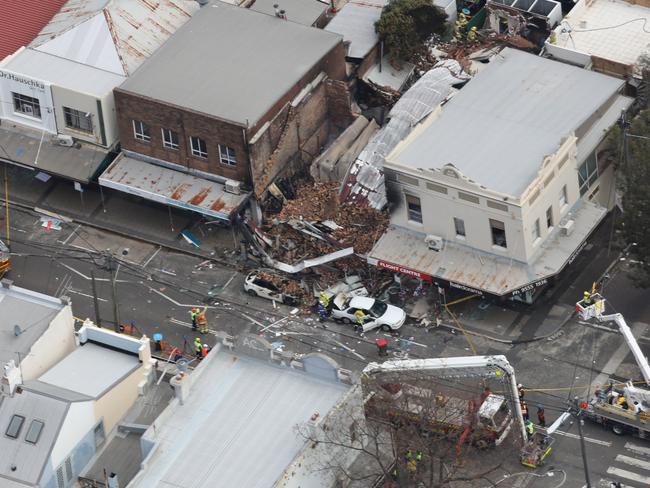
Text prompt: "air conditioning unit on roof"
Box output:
[[424, 234, 444, 251], [560, 219, 575, 236], [224, 179, 241, 195], [53, 134, 74, 147]]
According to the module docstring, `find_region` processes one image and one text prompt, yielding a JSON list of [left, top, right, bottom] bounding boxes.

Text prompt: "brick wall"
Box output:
[[114, 90, 250, 183]]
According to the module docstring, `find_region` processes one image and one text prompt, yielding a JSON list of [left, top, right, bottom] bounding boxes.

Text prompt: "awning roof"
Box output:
[[368, 199, 607, 297], [0, 125, 109, 183], [99, 154, 249, 220]]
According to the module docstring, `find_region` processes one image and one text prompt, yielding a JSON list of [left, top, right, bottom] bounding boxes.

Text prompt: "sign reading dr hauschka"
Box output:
[[0, 70, 46, 91]]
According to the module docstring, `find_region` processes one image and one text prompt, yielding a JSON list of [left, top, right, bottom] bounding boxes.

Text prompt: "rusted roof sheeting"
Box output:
[[0, 0, 68, 60], [99, 154, 249, 220], [30, 0, 198, 76]]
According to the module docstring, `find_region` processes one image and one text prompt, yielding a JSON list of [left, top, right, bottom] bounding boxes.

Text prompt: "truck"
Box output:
[[361, 356, 527, 453], [576, 293, 650, 438]]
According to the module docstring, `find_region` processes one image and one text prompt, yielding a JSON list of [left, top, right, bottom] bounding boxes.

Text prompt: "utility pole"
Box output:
[[90, 270, 102, 327], [108, 254, 120, 333], [574, 398, 592, 488]]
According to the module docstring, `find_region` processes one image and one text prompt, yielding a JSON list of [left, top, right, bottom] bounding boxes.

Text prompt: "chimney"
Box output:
[[280, 9, 287, 19], [1, 360, 22, 397], [274, 4, 281, 16]]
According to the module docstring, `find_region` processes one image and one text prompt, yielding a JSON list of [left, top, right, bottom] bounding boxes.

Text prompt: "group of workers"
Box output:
[[453, 12, 479, 43], [518, 384, 546, 438]]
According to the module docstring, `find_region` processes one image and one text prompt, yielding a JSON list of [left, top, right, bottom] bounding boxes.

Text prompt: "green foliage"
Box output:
[[617, 111, 650, 287], [375, 0, 448, 61]]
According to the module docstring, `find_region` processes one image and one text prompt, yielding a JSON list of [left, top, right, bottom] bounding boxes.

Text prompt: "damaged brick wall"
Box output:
[[249, 77, 353, 197]]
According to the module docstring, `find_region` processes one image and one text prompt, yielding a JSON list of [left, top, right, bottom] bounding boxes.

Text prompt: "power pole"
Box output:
[[90, 270, 102, 327], [108, 254, 120, 333], [574, 398, 592, 488]]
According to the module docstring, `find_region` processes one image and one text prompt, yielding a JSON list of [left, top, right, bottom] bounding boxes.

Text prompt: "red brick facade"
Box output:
[[114, 41, 347, 188]]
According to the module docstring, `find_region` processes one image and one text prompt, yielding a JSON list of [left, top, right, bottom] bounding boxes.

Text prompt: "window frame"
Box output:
[[546, 206, 554, 229], [578, 152, 598, 195], [190, 136, 207, 159], [532, 218, 541, 242], [63, 107, 93, 133], [161, 128, 179, 150], [218, 144, 237, 166], [5, 414, 25, 439], [559, 185, 568, 208], [405, 194, 423, 224], [132, 120, 151, 142], [453, 217, 466, 238], [24, 419, 44, 444], [12, 92, 42, 119], [489, 218, 507, 248]]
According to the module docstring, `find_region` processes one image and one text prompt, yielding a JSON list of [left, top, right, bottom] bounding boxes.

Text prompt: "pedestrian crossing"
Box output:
[[598, 442, 650, 487]]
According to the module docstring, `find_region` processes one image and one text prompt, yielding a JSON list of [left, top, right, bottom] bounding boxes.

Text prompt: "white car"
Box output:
[[243, 272, 299, 305], [331, 296, 406, 332]]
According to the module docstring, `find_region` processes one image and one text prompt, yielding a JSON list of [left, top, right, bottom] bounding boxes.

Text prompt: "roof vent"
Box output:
[[13, 325, 22, 337]]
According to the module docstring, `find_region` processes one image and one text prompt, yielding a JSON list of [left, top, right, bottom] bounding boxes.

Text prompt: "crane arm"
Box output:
[[601, 313, 650, 387]]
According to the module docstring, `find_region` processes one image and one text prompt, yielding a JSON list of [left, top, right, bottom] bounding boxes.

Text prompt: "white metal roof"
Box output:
[[549, 0, 650, 77], [0, 390, 69, 485], [0, 284, 65, 370], [30, 0, 199, 76], [38, 343, 139, 398], [131, 351, 348, 488], [388, 48, 624, 197], [118, 1, 342, 126], [250, 0, 328, 26], [2, 48, 126, 96], [325, 0, 386, 59]]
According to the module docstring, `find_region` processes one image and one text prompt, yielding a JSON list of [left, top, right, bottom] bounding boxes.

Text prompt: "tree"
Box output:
[[375, 0, 448, 62], [613, 110, 650, 287], [296, 373, 520, 487]]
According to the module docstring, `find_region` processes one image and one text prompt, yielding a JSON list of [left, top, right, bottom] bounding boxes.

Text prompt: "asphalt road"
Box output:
[[4, 205, 650, 488]]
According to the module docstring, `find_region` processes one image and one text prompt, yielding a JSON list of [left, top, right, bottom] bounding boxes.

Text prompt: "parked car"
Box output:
[[243, 271, 299, 305], [331, 295, 406, 332]]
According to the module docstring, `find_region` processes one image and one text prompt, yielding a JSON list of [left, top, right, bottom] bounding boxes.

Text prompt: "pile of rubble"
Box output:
[[276, 182, 389, 255]]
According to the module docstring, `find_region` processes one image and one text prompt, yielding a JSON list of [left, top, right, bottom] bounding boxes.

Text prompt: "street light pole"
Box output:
[[574, 398, 592, 488], [108, 254, 120, 333]]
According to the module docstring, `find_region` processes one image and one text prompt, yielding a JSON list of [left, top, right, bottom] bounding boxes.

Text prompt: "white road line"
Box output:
[[70, 243, 94, 253], [59, 262, 128, 283], [168, 317, 214, 336], [625, 442, 650, 457], [149, 288, 216, 309], [61, 224, 81, 246], [67, 290, 108, 302], [142, 246, 161, 268], [552, 429, 612, 446], [333, 340, 365, 360], [598, 479, 638, 488], [222, 272, 237, 290], [616, 454, 650, 471], [607, 467, 650, 485]]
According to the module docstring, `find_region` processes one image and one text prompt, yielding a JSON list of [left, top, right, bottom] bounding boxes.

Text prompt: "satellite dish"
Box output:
[[13, 325, 22, 337]]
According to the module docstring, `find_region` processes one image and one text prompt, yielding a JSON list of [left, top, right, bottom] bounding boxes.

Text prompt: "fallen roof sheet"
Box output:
[[341, 59, 468, 208], [325, 0, 386, 59], [388, 48, 624, 197], [98, 154, 249, 220], [30, 0, 198, 76], [0, 0, 67, 61]]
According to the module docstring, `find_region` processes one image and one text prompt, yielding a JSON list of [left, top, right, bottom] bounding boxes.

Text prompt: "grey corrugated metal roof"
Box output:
[[0, 284, 64, 372], [250, 0, 328, 26], [389, 48, 625, 197], [38, 343, 139, 398], [30, 0, 198, 76], [3, 48, 126, 96], [325, 0, 385, 59], [131, 351, 348, 488], [0, 390, 69, 485], [119, 1, 342, 126]]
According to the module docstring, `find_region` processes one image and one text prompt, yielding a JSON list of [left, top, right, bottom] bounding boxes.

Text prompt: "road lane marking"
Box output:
[[333, 340, 365, 360], [59, 262, 128, 283], [625, 442, 650, 457], [222, 272, 237, 290], [616, 454, 650, 471], [61, 224, 81, 246], [67, 289, 108, 302], [607, 467, 650, 485], [598, 479, 638, 488], [142, 246, 161, 268], [552, 429, 612, 446]]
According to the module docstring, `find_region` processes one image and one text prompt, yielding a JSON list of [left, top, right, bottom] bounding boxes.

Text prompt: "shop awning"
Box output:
[[0, 125, 110, 183], [99, 154, 249, 221]]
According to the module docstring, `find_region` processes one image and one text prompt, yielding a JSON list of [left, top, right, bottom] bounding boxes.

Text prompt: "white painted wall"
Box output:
[[49, 401, 96, 469], [20, 303, 76, 381], [0, 68, 57, 133], [52, 85, 106, 146]]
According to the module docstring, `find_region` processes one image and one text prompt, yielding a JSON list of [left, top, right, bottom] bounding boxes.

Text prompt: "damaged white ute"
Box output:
[[331, 296, 406, 332]]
